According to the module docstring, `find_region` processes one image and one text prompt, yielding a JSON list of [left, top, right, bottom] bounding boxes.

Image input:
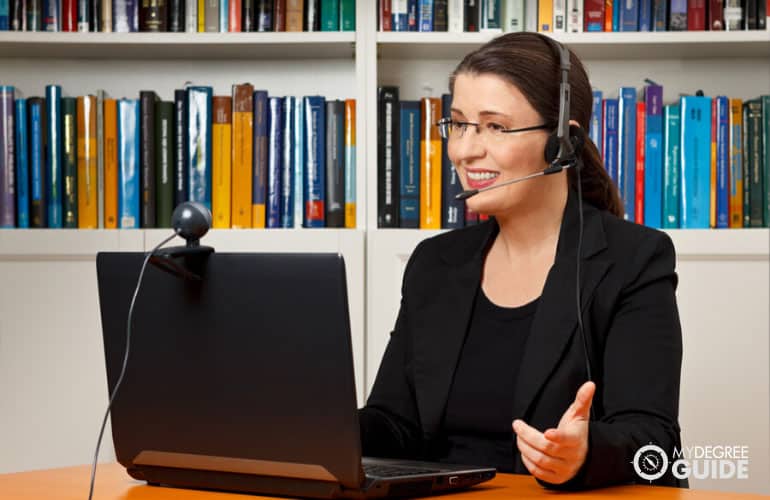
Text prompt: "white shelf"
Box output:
[[0, 32, 356, 60], [377, 30, 770, 60], [369, 227, 770, 259]]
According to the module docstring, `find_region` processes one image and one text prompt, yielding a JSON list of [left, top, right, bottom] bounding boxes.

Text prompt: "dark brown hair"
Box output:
[[449, 32, 623, 218]]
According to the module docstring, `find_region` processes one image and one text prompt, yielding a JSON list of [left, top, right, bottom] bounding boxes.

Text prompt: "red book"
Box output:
[[380, 0, 392, 31], [687, 0, 706, 29], [635, 102, 645, 225], [604, 0, 613, 30], [710, 98, 717, 228], [229, 0, 242, 31], [62, 0, 76, 31], [709, 0, 724, 28], [584, 0, 605, 30], [273, 0, 286, 31]]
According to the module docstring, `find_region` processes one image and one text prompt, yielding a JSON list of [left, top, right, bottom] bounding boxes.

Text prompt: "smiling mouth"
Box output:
[[466, 171, 500, 181]]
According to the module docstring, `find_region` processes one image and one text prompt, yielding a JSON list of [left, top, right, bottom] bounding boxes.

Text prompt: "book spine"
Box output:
[[344, 98, 356, 228], [256, 0, 272, 30], [303, 95, 326, 227], [553, 0, 566, 31], [29, 98, 47, 227], [285, 0, 302, 30], [710, 98, 718, 228], [644, 85, 663, 229], [185, 0, 196, 30], [715, 96, 729, 229], [187, 86, 213, 211], [42, 0, 59, 30], [466, 0, 480, 30], [91, 0, 101, 30], [746, 100, 763, 227], [77, 95, 98, 228], [638, 0, 651, 29], [441, 94, 463, 229], [339, 0, 354, 29], [205, 0, 219, 30], [589, 90, 603, 153], [102, 0, 113, 31], [618, 87, 637, 221], [141, 0, 167, 30], [635, 101, 645, 224], [281, 96, 295, 228], [324, 100, 345, 228], [709, 0, 724, 27], [379, 0, 392, 30], [679, 96, 712, 229], [219, 0, 227, 30], [603, 0, 612, 30], [602, 99, 618, 184], [231, 84, 253, 227], [392, 0, 408, 30], [62, 97, 78, 228], [434, 0, 448, 30], [449, 0, 463, 31], [399, 101, 420, 228], [168, 0, 184, 30], [320, 0, 338, 30], [117, 99, 140, 229], [567, 0, 583, 31], [407, 0, 418, 30], [305, 0, 319, 30], [742, 101, 751, 227], [669, 0, 687, 29], [15, 98, 29, 228], [619, 0, 637, 29], [252, 89, 268, 227], [27, 0, 41, 30], [503, 0, 525, 30], [723, 0, 741, 29], [420, 97, 441, 229], [538, 0, 553, 30], [77, 0, 89, 30], [156, 101, 175, 228], [140, 90, 157, 227], [211, 96, 232, 228], [45, 85, 63, 228], [687, 0, 705, 29], [227, 0, 239, 30], [762, 96, 770, 227], [0, 87, 14, 228], [10, 0, 27, 30], [728, 98, 743, 228], [378, 86, 399, 227], [663, 104, 681, 228], [293, 94, 304, 227], [96, 89, 105, 228], [418, 0, 433, 30], [273, 0, 284, 30], [267, 96, 283, 228], [651, 0, 666, 29], [104, 98, 118, 228], [198, 0, 204, 30], [173, 89, 188, 208]]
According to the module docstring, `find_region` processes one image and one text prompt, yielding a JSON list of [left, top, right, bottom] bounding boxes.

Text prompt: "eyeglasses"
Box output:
[[436, 117, 553, 142]]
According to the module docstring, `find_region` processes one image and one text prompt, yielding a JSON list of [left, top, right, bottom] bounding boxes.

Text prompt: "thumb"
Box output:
[[570, 381, 596, 420]]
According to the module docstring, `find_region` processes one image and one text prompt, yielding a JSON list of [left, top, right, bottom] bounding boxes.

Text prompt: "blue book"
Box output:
[[392, 0, 408, 30], [344, 100, 356, 228], [679, 95, 712, 229], [407, 0, 418, 30], [638, 0, 652, 30], [45, 84, 62, 228], [618, 87, 637, 221], [663, 104, 681, 228], [267, 96, 283, 229], [253, 90, 268, 227], [303, 96, 326, 228], [42, 0, 58, 30], [715, 96, 729, 229], [29, 98, 47, 228], [15, 98, 29, 228], [293, 96, 305, 228], [440, 94, 463, 229], [219, 0, 228, 31], [668, 0, 686, 29], [589, 90, 603, 154], [281, 96, 295, 228], [602, 99, 619, 185], [644, 84, 663, 228], [418, 0, 433, 31], [117, 99, 140, 229], [612, 0, 620, 30], [652, 0, 667, 29], [481, 0, 502, 29], [0, 0, 9, 29], [187, 86, 213, 211], [173, 89, 188, 208], [399, 100, 420, 228]]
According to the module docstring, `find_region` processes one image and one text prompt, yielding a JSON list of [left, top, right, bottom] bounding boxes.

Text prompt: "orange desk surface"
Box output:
[[0, 463, 767, 500]]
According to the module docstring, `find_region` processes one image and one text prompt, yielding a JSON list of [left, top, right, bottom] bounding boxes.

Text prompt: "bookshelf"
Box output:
[[1, 0, 769, 493]]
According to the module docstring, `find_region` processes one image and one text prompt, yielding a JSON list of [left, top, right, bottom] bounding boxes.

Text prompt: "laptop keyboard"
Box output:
[[363, 464, 443, 478]]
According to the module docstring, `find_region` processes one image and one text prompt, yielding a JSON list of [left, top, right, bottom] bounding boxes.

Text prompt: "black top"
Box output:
[[441, 288, 540, 472]]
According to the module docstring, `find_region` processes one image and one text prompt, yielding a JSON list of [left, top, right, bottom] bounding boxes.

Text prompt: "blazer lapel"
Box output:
[[513, 190, 612, 421]]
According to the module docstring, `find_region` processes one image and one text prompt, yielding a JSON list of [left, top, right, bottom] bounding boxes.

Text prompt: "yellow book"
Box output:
[[104, 98, 118, 229], [198, 0, 205, 31], [539, 0, 554, 31], [344, 98, 356, 229], [231, 84, 254, 228], [728, 99, 743, 228], [420, 98, 442, 229], [710, 100, 717, 228], [77, 95, 98, 229], [212, 96, 232, 229]]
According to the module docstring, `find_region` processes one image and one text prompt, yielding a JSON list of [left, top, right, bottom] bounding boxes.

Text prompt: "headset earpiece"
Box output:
[[569, 124, 585, 156], [544, 132, 561, 165]]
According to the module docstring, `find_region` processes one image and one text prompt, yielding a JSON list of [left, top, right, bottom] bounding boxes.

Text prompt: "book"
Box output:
[[231, 83, 253, 228], [728, 98, 743, 228], [252, 89, 268, 227], [602, 98, 618, 184], [45, 84, 62, 228], [0, 86, 14, 228], [344, 98, 356, 228], [320, 0, 339, 30], [173, 89, 188, 209], [679, 95, 712, 229], [635, 101, 645, 224], [267, 96, 283, 228], [589, 90, 603, 155], [77, 95, 98, 228], [418, 0, 433, 30], [156, 100, 174, 228], [187, 86, 213, 211], [399, 100, 420, 228], [96, 89, 106, 228], [644, 84, 663, 229], [117, 99, 139, 228], [28, 97, 47, 228], [14, 98, 29, 228], [325, 99, 345, 228], [663, 104, 680, 228], [420, 97, 441, 229], [303, 95, 326, 227], [281, 96, 296, 228], [293, 94, 305, 228], [378, 86, 399, 228], [104, 98, 118, 229], [715, 96, 729, 229], [618, 87, 637, 221], [286, 0, 302, 30], [441, 93, 463, 229], [62, 96, 79, 228], [212, 96, 232, 229], [140, 90, 158, 227]]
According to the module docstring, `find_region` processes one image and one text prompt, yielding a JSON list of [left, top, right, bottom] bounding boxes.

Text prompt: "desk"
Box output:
[[0, 463, 766, 500]]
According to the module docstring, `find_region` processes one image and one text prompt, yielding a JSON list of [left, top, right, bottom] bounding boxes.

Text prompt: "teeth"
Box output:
[[467, 171, 500, 181]]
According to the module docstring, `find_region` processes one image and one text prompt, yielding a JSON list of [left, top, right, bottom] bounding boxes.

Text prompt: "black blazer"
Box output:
[[359, 188, 686, 490]]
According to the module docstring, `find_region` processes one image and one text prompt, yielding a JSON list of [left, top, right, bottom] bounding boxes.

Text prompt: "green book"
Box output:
[[320, 0, 339, 30], [339, 0, 354, 31], [663, 104, 681, 229], [155, 101, 175, 228], [745, 99, 764, 228], [742, 101, 751, 227], [61, 97, 78, 229], [762, 95, 770, 228]]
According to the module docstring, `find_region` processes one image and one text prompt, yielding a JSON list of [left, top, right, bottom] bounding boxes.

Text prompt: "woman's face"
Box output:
[[448, 72, 554, 217]]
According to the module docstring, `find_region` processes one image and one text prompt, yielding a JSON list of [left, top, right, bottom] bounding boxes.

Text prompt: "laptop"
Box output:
[[96, 252, 496, 499]]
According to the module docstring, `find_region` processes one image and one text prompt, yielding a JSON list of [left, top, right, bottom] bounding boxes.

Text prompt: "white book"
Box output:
[[553, 0, 567, 31], [185, 0, 197, 32], [503, 0, 525, 31], [524, 0, 538, 30], [449, 0, 464, 32], [567, 0, 584, 31]]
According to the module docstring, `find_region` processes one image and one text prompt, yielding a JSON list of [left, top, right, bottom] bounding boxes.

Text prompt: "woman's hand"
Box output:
[[512, 381, 595, 485]]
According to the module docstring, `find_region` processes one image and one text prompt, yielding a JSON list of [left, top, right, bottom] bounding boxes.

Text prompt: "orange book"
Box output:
[[539, 0, 554, 31], [710, 98, 718, 228], [604, 0, 613, 31], [286, 0, 304, 31], [635, 101, 645, 224], [231, 84, 254, 228], [103, 98, 118, 229], [344, 98, 356, 229], [728, 98, 743, 228], [77, 95, 98, 228], [213, 96, 233, 228], [420, 97, 442, 229]]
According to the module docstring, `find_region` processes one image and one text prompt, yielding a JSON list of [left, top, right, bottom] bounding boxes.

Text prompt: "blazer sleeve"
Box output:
[[543, 231, 686, 490], [358, 243, 425, 459]]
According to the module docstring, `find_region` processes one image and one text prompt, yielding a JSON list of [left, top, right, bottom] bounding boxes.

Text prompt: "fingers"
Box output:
[[571, 381, 596, 419], [513, 420, 558, 455]]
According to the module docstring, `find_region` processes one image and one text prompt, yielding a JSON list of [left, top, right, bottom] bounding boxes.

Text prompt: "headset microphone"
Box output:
[[455, 161, 579, 201]]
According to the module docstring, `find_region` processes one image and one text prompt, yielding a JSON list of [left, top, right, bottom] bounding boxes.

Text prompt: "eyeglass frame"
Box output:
[[436, 117, 555, 141]]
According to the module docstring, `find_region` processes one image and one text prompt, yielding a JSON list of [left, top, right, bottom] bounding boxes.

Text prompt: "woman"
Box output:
[[359, 32, 685, 490]]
